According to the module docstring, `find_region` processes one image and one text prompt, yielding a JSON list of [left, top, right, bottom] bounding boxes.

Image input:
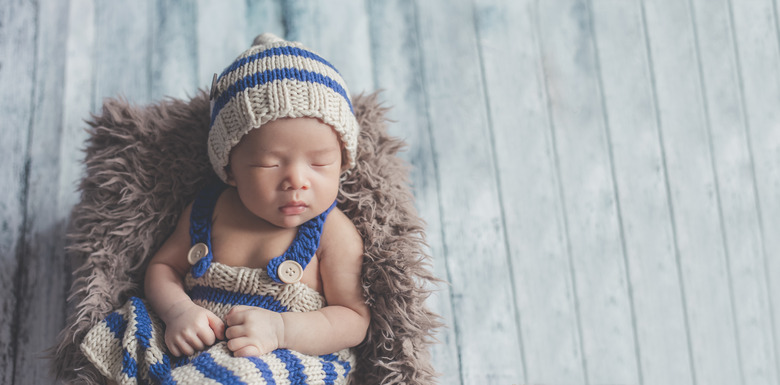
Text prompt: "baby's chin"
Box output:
[[266, 211, 318, 229]]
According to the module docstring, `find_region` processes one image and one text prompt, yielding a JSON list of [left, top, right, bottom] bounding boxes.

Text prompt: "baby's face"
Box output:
[[227, 117, 343, 228]]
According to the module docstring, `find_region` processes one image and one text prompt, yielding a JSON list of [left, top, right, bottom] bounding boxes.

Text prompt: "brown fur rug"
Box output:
[[51, 91, 441, 384]]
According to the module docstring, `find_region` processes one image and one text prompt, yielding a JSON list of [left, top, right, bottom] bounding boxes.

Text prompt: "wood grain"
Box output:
[[589, 0, 693, 383], [366, 0, 461, 382], [643, 0, 742, 383], [12, 1, 69, 383], [473, 0, 584, 383], [0, 0, 37, 383], [536, 0, 639, 382], [691, 0, 779, 383], [415, 0, 524, 382]]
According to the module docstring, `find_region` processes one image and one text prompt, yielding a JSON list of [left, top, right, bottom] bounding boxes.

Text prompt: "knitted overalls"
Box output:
[[80, 183, 355, 384]]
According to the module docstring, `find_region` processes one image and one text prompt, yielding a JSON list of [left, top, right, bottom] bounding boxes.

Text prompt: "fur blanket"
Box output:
[[51, 92, 441, 384]]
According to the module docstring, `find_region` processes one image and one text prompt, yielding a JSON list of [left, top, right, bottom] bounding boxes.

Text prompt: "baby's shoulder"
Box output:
[[319, 208, 363, 259]]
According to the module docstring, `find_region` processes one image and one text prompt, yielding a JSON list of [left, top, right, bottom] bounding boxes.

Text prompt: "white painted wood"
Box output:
[[150, 0, 198, 99], [0, 0, 36, 383], [690, 0, 779, 383], [729, 0, 780, 378], [58, 0, 94, 222], [12, 1, 69, 384], [642, 0, 742, 383], [473, 1, 584, 383], [365, 0, 460, 382], [588, 1, 693, 384], [535, 0, 639, 383], [92, 0, 153, 106], [414, 0, 524, 383], [196, 0, 248, 90], [245, 0, 285, 45], [277, 0, 374, 94]]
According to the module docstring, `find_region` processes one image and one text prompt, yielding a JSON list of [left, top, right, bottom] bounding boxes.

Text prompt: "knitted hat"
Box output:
[[208, 33, 359, 182]]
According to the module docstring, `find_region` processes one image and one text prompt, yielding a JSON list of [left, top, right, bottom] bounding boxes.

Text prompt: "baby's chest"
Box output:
[[210, 226, 296, 269], [208, 224, 323, 292]]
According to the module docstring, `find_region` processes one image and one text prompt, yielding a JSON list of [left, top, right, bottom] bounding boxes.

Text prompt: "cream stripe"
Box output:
[[216, 51, 348, 100], [170, 362, 222, 385], [260, 352, 291, 384]]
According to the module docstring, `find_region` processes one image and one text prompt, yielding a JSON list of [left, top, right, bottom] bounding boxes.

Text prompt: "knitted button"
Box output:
[[278, 260, 303, 284], [188, 243, 209, 265]]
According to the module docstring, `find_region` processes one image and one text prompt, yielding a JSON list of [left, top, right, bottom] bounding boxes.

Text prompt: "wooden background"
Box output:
[[2, 0, 779, 384]]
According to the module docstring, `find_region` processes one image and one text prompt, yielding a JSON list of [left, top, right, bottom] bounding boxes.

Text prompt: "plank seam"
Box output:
[[410, 2, 464, 384], [687, 1, 746, 384], [11, 0, 41, 383], [471, 3, 528, 383], [584, 0, 644, 383], [637, 1, 698, 384], [533, 2, 589, 383], [728, 0, 780, 379]]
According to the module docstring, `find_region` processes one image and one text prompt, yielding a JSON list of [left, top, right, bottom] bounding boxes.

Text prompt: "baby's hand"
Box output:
[[162, 301, 225, 357], [225, 305, 285, 357]]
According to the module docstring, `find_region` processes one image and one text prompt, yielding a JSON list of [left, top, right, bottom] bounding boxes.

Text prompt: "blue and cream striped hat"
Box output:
[[208, 33, 359, 182]]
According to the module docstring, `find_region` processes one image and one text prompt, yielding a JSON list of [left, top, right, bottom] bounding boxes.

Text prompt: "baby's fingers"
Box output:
[[165, 336, 182, 357], [225, 306, 250, 326], [226, 337, 261, 357], [184, 330, 206, 351], [207, 312, 225, 340], [173, 336, 196, 356]]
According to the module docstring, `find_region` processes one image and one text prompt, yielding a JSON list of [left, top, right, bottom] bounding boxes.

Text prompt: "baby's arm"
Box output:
[[225, 208, 370, 356], [145, 202, 225, 356]]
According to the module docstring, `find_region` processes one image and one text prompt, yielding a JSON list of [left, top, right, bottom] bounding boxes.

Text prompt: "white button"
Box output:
[[188, 243, 209, 265], [278, 260, 303, 284]]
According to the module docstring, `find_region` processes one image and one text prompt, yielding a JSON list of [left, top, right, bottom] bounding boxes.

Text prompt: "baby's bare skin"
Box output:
[[144, 118, 369, 358]]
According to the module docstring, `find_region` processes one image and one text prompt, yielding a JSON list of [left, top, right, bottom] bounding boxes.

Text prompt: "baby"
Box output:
[[81, 33, 369, 384]]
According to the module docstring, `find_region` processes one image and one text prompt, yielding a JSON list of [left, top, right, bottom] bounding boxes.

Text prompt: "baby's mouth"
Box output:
[[279, 201, 307, 215]]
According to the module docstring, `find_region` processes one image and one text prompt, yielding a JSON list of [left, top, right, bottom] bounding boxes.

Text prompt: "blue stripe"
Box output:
[[149, 355, 176, 385], [320, 353, 351, 376], [189, 285, 288, 312], [121, 350, 137, 378], [192, 352, 246, 384], [130, 297, 154, 349], [189, 183, 227, 278], [104, 311, 127, 340], [245, 356, 277, 385], [321, 360, 337, 385], [273, 349, 307, 384], [218, 46, 339, 81], [210, 68, 354, 128]]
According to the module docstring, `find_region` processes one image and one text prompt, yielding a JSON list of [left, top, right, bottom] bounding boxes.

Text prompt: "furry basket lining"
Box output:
[[51, 92, 441, 385]]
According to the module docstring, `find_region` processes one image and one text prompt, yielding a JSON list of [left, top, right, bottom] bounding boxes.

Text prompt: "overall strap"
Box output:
[[189, 182, 228, 278], [267, 200, 339, 283]]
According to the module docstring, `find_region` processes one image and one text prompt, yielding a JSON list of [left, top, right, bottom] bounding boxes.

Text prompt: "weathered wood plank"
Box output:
[[245, 0, 284, 45], [729, 0, 780, 378], [150, 0, 198, 99], [690, 0, 779, 383], [12, 1, 70, 384], [0, 0, 37, 383], [642, 0, 742, 383], [588, 1, 692, 383], [365, 0, 460, 382], [414, 0, 524, 382], [195, 0, 248, 89], [93, 0, 152, 106], [276, 0, 373, 94], [58, 0, 94, 221], [473, 1, 583, 383], [536, 0, 639, 382]]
